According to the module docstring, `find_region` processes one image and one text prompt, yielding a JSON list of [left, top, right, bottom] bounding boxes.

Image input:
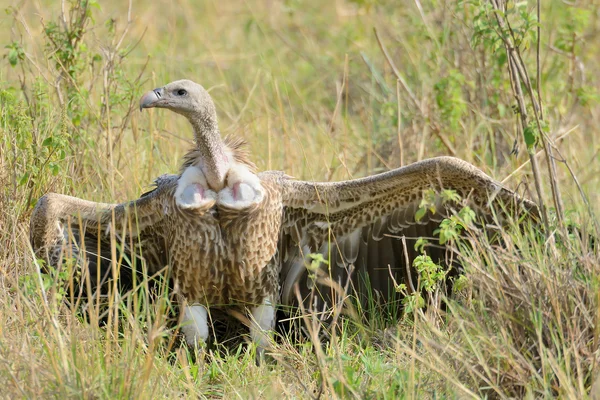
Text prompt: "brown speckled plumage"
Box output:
[[166, 172, 282, 307], [28, 161, 283, 310], [276, 157, 538, 311], [30, 81, 284, 326], [30, 80, 539, 341]]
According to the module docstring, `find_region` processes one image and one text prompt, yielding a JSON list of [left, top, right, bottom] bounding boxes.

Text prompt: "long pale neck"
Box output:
[[189, 112, 230, 191]]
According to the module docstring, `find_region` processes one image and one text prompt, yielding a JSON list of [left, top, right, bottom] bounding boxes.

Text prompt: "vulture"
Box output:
[[30, 79, 538, 353]]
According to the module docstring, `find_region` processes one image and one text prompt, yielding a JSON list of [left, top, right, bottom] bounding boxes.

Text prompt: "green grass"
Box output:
[[1, 0, 600, 398]]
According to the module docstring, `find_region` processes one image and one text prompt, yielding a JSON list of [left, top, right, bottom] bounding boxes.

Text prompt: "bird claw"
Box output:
[[175, 166, 217, 210], [218, 165, 264, 210]]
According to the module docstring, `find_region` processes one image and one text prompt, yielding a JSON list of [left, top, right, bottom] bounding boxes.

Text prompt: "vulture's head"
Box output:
[[139, 79, 215, 119]]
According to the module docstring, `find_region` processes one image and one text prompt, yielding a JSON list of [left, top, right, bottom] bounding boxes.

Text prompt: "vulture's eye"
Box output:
[[176, 89, 187, 96]]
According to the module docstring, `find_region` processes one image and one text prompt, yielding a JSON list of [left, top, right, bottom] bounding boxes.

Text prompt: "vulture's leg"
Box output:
[[218, 164, 264, 210], [181, 304, 210, 347], [175, 166, 217, 210], [249, 299, 275, 361]]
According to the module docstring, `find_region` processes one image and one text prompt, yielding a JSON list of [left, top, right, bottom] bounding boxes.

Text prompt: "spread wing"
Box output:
[[277, 156, 538, 315], [30, 174, 179, 298]]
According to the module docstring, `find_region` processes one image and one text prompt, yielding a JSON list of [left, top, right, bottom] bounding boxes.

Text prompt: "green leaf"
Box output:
[[42, 136, 54, 147], [18, 172, 30, 186], [415, 207, 426, 222], [8, 48, 18, 66], [307, 252, 329, 272], [458, 206, 476, 225], [89, 0, 101, 10], [441, 189, 461, 203], [49, 163, 59, 176], [434, 218, 461, 245], [414, 237, 429, 254], [395, 283, 407, 293], [523, 125, 537, 153], [453, 275, 469, 292]]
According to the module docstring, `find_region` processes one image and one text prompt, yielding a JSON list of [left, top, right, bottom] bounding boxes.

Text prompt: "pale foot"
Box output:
[[175, 166, 217, 210], [180, 304, 210, 348], [218, 164, 264, 210], [249, 300, 275, 363]]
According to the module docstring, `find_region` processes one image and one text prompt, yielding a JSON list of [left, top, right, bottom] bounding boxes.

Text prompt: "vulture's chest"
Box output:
[[167, 180, 283, 306]]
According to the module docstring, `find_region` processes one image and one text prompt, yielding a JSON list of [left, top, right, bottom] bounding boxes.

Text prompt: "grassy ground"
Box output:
[[1, 0, 599, 398]]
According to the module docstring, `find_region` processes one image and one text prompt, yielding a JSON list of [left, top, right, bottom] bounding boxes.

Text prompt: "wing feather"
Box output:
[[277, 156, 538, 312], [30, 175, 179, 297]]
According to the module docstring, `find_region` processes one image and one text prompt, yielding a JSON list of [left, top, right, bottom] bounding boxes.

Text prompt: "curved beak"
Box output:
[[139, 87, 164, 111]]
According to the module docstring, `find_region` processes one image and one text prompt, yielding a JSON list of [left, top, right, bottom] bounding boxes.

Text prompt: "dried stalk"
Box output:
[[506, 55, 549, 230], [373, 27, 421, 112], [374, 28, 456, 157], [489, 0, 567, 231], [396, 80, 404, 166], [513, 46, 564, 224]]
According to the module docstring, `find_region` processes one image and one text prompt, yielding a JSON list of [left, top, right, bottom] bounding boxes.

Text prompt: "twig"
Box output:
[[489, 0, 553, 231], [114, 0, 133, 51], [430, 122, 457, 156], [514, 47, 564, 223], [507, 55, 549, 230], [396, 80, 404, 166], [502, 125, 578, 184], [373, 27, 422, 113], [375, 28, 456, 158], [401, 236, 416, 294], [548, 145, 600, 239], [536, 0, 544, 120]]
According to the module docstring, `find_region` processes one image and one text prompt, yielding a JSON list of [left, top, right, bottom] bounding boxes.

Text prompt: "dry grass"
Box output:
[[1, 0, 599, 398]]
